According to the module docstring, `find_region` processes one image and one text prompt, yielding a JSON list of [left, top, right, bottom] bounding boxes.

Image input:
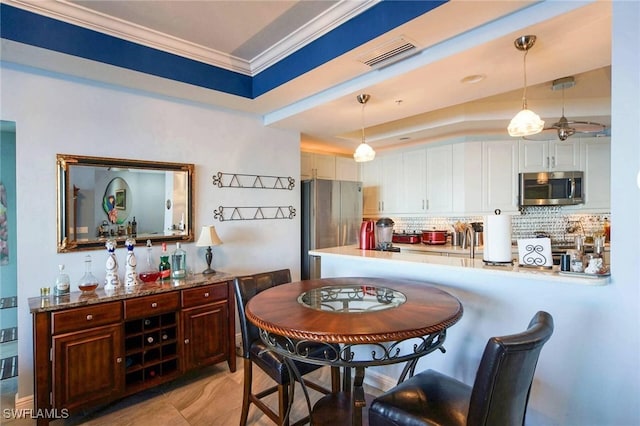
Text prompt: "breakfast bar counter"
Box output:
[[309, 245, 610, 286]]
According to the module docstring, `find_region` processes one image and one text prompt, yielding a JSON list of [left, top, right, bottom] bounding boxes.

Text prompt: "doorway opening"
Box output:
[[0, 120, 18, 411]]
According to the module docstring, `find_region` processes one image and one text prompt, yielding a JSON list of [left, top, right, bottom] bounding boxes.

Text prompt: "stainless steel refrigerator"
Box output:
[[301, 179, 363, 279]]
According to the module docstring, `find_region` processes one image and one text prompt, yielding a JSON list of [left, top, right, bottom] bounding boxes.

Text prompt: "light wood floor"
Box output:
[[3, 357, 383, 425]]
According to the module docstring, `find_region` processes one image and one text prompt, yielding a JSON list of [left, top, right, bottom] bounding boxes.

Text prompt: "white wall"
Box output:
[[0, 64, 302, 400]]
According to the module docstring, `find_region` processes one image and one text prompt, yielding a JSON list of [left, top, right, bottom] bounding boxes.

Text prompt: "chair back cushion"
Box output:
[[467, 311, 554, 426], [233, 269, 292, 358]]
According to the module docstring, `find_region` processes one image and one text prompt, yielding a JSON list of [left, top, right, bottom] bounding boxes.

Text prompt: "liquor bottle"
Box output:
[[171, 242, 187, 279], [131, 216, 137, 237], [104, 239, 121, 291], [77, 255, 99, 293], [159, 243, 171, 281], [54, 264, 70, 296], [124, 238, 138, 287]]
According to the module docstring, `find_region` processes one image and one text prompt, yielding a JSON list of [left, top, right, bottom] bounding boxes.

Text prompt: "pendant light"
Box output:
[[353, 94, 375, 162], [507, 35, 544, 137]]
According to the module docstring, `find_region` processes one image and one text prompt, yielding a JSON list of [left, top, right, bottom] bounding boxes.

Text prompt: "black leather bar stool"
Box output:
[[234, 269, 339, 426], [369, 311, 554, 426]]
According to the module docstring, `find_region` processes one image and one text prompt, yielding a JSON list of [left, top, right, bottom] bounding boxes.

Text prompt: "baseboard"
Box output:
[[15, 394, 33, 411], [363, 368, 395, 392]]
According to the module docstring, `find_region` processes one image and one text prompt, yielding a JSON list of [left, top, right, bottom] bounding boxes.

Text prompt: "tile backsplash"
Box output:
[[389, 207, 610, 245]]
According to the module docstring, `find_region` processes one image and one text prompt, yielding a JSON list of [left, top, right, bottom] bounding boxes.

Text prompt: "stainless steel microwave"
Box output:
[[519, 171, 584, 206]]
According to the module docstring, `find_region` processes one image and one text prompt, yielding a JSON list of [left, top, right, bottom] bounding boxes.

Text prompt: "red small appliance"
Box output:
[[359, 220, 376, 250]]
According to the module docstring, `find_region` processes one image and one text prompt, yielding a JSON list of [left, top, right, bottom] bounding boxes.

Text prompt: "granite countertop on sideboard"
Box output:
[[28, 271, 234, 313]]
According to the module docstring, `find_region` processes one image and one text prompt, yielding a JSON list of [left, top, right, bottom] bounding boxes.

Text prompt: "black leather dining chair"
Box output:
[[369, 311, 554, 426], [234, 269, 339, 426]]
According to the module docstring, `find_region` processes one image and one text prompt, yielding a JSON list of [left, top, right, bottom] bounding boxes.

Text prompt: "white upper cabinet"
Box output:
[[361, 159, 383, 215], [579, 136, 611, 210], [519, 139, 580, 172], [380, 153, 404, 214], [425, 145, 453, 213], [335, 156, 360, 181], [301, 152, 359, 181], [300, 152, 336, 180], [452, 142, 483, 213], [482, 140, 519, 213], [361, 150, 425, 215], [402, 149, 427, 214]]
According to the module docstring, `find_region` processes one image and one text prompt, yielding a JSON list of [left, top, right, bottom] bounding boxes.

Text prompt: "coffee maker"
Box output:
[[376, 218, 400, 252], [359, 220, 375, 250]]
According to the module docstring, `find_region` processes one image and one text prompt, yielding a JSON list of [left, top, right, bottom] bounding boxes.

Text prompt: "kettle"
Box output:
[[359, 220, 375, 250]]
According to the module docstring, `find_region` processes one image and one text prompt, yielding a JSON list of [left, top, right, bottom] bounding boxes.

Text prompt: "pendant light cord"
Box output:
[[521, 48, 529, 109], [361, 102, 366, 143]]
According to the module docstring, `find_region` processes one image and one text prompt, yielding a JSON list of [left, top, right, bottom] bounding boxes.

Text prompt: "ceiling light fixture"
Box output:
[[507, 35, 544, 137], [548, 76, 606, 141], [353, 94, 375, 162]]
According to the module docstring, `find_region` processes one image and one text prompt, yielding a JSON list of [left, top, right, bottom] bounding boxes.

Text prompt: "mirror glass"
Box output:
[[57, 154, 194, 252]]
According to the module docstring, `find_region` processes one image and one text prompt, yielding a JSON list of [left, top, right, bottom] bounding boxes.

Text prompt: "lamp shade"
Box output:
[[353, 142, 376, 162], [507, 109, 545, 137], [196, 225, 223, 247]]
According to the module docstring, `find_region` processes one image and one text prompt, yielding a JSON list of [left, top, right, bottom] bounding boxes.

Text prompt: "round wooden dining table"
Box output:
[[245, 276, 463, 425]]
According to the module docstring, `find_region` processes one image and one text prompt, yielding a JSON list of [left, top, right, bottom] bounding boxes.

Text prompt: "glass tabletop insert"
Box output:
[[297, 285, 406, 313]]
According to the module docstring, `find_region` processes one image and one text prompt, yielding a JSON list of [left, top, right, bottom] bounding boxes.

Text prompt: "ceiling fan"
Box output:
[[542, 76, 607, 141]]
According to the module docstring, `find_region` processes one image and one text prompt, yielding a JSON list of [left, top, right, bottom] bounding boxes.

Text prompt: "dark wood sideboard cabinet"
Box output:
[[28, 273, 236, 425]]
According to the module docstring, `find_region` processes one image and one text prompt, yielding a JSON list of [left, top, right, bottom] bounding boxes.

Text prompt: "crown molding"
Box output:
[[250, 0, 377, 74], [5, 0, 376, 76]]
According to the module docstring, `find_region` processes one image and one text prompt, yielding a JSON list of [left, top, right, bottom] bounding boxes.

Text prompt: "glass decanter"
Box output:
[[139, 239, 161, 283], [77, 255, 100, 293]]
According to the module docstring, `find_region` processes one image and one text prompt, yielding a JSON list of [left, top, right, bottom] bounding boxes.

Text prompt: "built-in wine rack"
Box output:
[[124, 312, 179, 391]]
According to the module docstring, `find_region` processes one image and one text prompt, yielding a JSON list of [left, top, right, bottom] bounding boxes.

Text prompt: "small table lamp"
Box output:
[[196, 225, 223, 274]]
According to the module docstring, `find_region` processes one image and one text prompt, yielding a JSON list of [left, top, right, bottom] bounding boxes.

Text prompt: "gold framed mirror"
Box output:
[[57, 154, 194, 252]]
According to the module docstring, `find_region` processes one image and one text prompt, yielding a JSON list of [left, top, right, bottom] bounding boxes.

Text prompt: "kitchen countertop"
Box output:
[[392, 242, 610, 255], [309, 245, 610, 285]]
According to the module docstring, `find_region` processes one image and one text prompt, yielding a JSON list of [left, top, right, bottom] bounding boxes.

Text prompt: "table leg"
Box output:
[[343, 366, 352, 391], [351, 366, 366, 425]]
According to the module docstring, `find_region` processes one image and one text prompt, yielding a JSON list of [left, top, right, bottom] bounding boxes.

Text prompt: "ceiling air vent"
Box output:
[[357, 36, 419, 68]]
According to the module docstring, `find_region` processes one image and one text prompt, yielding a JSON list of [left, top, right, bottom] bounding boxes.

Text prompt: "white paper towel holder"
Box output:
[[483, 209, 514, 267]]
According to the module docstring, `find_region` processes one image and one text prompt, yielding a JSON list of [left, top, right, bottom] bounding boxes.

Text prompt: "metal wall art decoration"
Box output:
[[212, 172, 295, 190], [213, 206, 296, 222]]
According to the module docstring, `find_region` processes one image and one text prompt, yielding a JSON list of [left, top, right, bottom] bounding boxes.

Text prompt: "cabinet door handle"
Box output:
[[116, 357, 122, 364], [184, 338, 190, 344], [86, 314, 93, 321], [426, 200, 429, 210], [204, 292, 210, 298], [547, 156, 550, 169], [151, 302, 158, 308], [552, 156, 556, 168]]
